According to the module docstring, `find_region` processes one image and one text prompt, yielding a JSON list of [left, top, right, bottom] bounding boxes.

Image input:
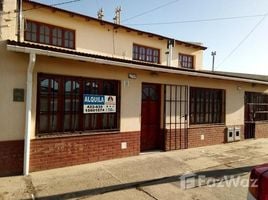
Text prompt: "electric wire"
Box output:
[[125, 13, 267, 26], [23, 0, 82, 12], [95, 0, 100, 8], [218, 12, 268, 67], [0, 0, 83, 15], [122, 0, 181, 22]]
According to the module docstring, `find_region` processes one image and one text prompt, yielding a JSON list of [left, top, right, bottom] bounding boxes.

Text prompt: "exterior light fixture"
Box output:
[[128, 73, 137, 79]]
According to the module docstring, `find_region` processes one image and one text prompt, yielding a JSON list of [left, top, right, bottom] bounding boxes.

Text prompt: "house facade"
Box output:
[[1, 0, 268, 176]]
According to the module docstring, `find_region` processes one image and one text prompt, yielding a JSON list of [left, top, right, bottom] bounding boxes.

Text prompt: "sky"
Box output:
[[35, 0, 268, 75]]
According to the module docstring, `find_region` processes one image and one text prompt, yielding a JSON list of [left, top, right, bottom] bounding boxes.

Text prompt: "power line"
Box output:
[[23, 0, 82, 12], [218, 12, 268, 67], [125, 13, 267, 26], [0, 0, 83, 15], [95, 0, 100, 8], [122, 0, 181, 23]]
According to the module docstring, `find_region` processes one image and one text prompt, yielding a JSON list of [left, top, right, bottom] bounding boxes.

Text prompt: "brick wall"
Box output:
[[164, 125, 246, 150], [164, 129, 187, 151], [0, 140, 24, 177], [30, 131, 140, 172], [255, 122, 268, 138], [188, 125, 226, 148]]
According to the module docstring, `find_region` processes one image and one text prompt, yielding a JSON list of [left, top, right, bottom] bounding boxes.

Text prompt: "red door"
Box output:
[[141, 83, 161, 151]]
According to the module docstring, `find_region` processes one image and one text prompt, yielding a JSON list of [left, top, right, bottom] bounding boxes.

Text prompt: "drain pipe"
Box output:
[[23, 53, 36, 176], [167, 39, 175, 66]]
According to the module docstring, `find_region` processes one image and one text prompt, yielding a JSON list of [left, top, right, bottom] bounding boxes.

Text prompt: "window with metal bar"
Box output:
[[190, 87, 225, 124], [37, 74, 120, 135], [245, 92, 268, 122]]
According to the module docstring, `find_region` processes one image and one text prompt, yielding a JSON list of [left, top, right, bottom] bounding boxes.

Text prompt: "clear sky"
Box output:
[[35, 0, 268, 75]]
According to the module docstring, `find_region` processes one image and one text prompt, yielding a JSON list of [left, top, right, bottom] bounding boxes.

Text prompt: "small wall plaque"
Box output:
[[13, 88, 24, 102]]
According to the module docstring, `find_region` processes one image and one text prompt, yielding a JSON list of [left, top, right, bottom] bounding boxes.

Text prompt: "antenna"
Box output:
[[113, 6, 121, 24], [97, 8, 104, 20], [211, 51, 216, 72]]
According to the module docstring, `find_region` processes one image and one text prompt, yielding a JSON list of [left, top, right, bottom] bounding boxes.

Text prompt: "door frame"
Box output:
[[140, 83, 162, 152]]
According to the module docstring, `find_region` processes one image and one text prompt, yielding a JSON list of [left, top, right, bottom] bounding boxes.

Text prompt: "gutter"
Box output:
[[6, 44, 268, 86], [23, 53, 36, 176]]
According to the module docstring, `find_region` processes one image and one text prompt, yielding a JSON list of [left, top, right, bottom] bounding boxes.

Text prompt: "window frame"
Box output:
[[24, 20, 76, 49], [133, 43, 160, 64], [36, 73, 120, 136], [179, 53, 194, 69], [190, 87, 225, 125], [245, 92, 268, 122], [0, 0, 3, 12]]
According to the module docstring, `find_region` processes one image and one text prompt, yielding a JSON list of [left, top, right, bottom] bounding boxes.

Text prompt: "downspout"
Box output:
[[167, 39, 175, 66], [23, 53, 36, 176], [17, 0, 22, 42], [169, 41, 173, 66]]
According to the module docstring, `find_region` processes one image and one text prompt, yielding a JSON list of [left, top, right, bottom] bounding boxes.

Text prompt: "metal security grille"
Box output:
[[245, 92, 268, 139], [164, 85, 188, 150]]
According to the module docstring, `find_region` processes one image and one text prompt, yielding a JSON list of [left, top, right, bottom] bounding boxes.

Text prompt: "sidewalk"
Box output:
[[1, 138, 268, 200]]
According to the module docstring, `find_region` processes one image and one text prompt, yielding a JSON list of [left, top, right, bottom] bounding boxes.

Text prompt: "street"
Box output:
[[1, 138, 268, 200]]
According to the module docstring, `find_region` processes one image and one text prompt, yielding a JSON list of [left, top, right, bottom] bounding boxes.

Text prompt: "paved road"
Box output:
[[1, 138, 268, 200]]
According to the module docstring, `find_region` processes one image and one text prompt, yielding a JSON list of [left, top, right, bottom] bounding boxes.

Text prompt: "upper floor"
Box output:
[[0, 0, 207, 70]]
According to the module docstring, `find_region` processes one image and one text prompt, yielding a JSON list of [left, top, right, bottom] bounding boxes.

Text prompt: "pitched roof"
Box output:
[[7, 40, 268, 85], [23, 0, 207, 50]]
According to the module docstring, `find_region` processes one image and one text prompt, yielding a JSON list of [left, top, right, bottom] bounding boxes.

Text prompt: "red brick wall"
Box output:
[[0, 140, 24, 177], [188, 125, 226, 148], [164, 129, 188, 151], [164, 125, 246, 151], [30, 131, 140, 172], [255, 123, 268, 138]]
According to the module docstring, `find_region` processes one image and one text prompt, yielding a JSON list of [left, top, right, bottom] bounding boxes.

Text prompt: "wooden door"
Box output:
[[141, 83, 161, 151]]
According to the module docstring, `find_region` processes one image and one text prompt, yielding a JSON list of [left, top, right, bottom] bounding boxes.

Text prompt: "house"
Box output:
[[0, 0, 268, 177]]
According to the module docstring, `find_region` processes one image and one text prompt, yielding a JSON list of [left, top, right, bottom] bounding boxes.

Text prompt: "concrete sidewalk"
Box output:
[[1, 138, 268, 200]]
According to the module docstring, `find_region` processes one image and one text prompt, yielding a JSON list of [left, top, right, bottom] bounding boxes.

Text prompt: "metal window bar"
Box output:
[[244, 92, 268, 139], [164, 85, 188, 150]]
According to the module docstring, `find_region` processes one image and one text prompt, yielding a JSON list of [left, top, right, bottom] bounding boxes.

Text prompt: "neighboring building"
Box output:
[[0, 0, 268, 176]]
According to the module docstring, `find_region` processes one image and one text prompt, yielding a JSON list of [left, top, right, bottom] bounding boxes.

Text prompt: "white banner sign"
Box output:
[[83, 94, 116, 114]]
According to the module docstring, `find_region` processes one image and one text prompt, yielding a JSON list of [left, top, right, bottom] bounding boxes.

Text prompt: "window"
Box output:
[[179, 54, 194, 69], [0, 0, 3, 11], [25, 20, 75, 49], [245, 92, 268, 122], [25, 21, 37, 42], [133, 44, 160, 63], [40, 25, 50, 44], [37, 74, 120, 135], [52, 28, 62, 46], [64, 30, 74, 49], [190, 87, 225, 125]]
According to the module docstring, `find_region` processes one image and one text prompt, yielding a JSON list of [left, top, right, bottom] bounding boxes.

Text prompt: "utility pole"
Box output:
[[97, 8, 104, 20], [113, 6, 121, 24], [211, 51, 216, 72]]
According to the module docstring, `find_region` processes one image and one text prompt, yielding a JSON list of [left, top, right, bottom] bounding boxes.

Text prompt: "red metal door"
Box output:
[[141, 83, 161, 151]]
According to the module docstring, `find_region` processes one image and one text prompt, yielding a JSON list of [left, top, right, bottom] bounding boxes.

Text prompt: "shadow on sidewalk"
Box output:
[[24, 165, 254, 200]]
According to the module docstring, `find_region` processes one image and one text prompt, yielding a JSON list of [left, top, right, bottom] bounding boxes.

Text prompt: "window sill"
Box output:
[[24, 40, 76, 50], [132, 58, 160, 65], [255, 121, 268, 124], [35, 129, 120, 140], [189, 123, 225, 129]]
